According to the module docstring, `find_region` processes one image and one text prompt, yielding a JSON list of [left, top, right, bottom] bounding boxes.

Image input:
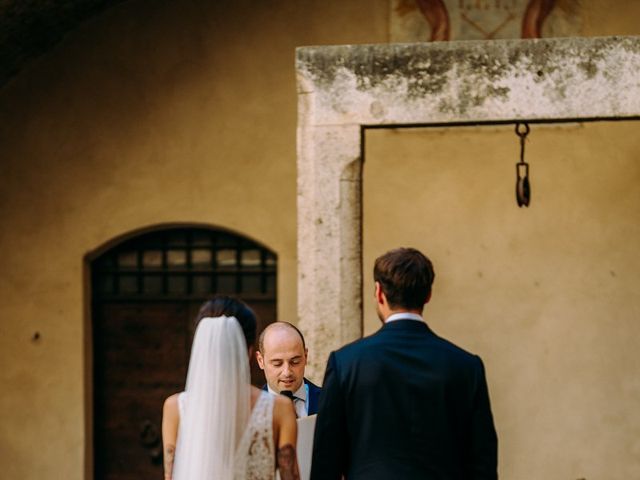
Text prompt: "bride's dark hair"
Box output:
[[195, 295, 257, 347]]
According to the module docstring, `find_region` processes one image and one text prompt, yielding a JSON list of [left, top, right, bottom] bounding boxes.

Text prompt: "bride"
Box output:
[[162, 296, 300, 480]]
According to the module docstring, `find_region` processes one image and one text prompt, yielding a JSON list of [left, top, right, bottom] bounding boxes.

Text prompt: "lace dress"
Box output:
[[178, 391, 275, 480]]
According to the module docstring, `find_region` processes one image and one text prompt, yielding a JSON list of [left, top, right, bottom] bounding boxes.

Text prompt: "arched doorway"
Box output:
[[91, 226, 277, 480]]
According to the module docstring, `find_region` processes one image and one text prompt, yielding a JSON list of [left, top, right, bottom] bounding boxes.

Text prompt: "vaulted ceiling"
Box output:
[[0, 0, 127, 88]]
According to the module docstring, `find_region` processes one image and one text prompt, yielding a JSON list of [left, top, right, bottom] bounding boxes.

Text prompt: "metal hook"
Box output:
[[516, 163, 530, 207], [515, 122, 530, 138], [515, 122, 531, 207]]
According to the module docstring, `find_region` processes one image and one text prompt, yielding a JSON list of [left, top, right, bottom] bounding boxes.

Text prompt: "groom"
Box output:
[[310, 247, 498, 479]]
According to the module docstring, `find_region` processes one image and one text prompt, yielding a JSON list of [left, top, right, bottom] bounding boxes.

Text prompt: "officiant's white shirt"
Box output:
[[267, 382, 308, 417]]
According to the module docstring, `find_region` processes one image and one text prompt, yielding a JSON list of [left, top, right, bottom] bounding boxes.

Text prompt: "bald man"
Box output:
[[256, 322, 322, 417]]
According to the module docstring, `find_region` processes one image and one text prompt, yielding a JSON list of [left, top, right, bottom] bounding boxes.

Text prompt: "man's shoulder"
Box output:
[[432, 335, 483, 362], [332, 330, 385, 362], [333, 325, 483, 367]]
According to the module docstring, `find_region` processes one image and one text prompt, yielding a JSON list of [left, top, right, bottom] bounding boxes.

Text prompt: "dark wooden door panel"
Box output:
[[93, 299, 276, 479], [247, 299, 278, 386], [94, 303, 189, 480]]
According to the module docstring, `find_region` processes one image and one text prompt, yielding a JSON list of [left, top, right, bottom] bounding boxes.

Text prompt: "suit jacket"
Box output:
[[310, 319, 498, 480], [261, 377, 322, 416]]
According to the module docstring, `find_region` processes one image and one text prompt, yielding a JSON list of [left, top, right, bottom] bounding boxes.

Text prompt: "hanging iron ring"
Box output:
[[514, 122, 531, 207], [515, 122, 530, 164], [515, 122, 530, 139]]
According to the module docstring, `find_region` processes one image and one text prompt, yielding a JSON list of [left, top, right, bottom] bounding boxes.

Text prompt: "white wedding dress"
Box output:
[[178, 390, 276, 480]]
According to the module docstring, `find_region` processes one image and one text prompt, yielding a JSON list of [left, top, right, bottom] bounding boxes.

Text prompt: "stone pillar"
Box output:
[[296, 119, 363, 380]]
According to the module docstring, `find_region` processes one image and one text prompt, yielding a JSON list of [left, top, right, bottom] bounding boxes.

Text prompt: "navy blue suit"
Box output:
[[310, 319, 498, 480], [261, 378, 322, 415]]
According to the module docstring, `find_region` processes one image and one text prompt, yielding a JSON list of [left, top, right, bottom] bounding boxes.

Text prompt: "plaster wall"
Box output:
[[0, 1, 387, 478], [363, 122, 640, 478], [0, 0, 639, 479]]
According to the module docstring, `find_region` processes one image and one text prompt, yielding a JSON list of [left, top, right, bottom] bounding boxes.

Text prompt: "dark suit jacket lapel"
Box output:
[[305, 378, 322, 415]]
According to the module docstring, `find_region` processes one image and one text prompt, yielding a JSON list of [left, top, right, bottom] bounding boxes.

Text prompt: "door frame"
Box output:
[[83, 222, 278, 479], [295, 36, 640, 380]]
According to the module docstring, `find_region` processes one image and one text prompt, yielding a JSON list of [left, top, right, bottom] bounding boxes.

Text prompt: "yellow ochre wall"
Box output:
[[0, 1, 388, 478], [0, 0, 638, 478]]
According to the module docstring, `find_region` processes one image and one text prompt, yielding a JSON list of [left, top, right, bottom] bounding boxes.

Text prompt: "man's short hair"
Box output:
[[258, 321, 306, 353], [374, 247, 435, 310]]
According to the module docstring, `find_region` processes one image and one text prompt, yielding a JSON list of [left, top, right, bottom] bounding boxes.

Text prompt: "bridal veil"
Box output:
[[172, 315, 251, 479]]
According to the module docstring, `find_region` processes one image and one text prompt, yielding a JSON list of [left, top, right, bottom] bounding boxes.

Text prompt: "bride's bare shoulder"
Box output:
[[163, 393, 180, 414], [164, 393, 180, 408]]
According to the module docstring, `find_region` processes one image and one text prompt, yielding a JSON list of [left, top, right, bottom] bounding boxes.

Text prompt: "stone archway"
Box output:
[[295, 36, 640, 379]]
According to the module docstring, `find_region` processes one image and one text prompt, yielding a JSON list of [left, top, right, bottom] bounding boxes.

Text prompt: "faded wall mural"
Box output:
[[390, 0, 583, 41]]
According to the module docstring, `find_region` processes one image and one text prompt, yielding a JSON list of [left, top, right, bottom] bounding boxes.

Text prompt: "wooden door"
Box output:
[[92, 227, 277, 479], [94, 302, 190, 480], [245, 299, 277, 386], [93, 300, 275, 480]]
